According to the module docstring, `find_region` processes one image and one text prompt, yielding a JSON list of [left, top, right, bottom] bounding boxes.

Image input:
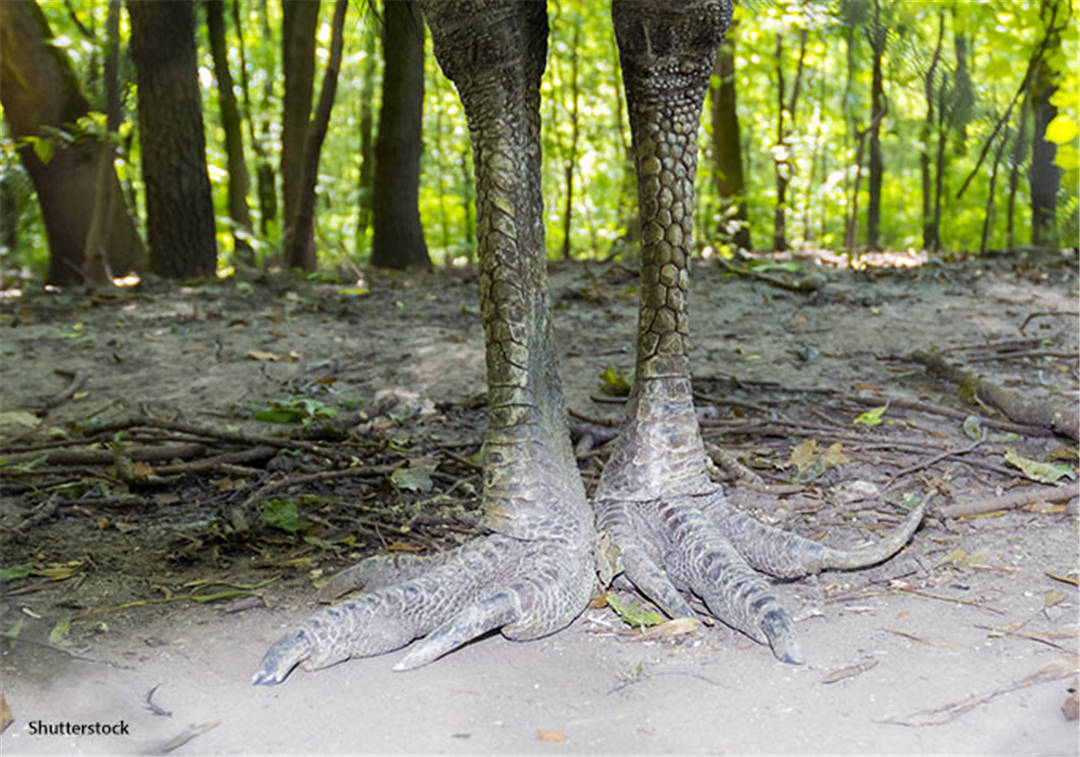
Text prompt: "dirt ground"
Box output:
[[1, 249, 1078, 755]]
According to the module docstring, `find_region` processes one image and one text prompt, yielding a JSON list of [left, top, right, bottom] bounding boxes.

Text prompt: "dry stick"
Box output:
[[2, 443, 206, 466], [879, 439, 984, 493], [936, 482, 1079, 519], [89, 416, 352, 461], [964, 349, 1078, 363], [568, 407, 620, 428], [913, 350, 1079, 441], [154, 446, 277, 475], [39, 370, 87, 412], [241, 464, 398, 507], [843, 394, 1047, 437], [714, 255, 823, 293], [879, 656, 1078, 727], [1019, 310, 1080, 334], [941, 337, 1043, 353], [893, 586, 1007, 615]]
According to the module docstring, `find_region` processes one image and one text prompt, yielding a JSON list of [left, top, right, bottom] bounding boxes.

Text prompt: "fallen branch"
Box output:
[[912, 350, 1078, 440], [935, 482, 1079, 519], [880, 656, 1078, 726]]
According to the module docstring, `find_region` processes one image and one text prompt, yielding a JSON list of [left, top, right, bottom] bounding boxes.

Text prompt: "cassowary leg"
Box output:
[[253, 2, 594, 685], [595, 0, 923, 664]]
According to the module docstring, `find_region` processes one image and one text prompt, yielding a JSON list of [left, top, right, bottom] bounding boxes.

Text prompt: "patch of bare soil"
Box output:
[[1, 251, 1078, 755]]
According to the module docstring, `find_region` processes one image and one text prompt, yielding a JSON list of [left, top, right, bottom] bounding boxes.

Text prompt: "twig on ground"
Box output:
[[913, 350, 1078, 440], [935, 482, 1079, 519]]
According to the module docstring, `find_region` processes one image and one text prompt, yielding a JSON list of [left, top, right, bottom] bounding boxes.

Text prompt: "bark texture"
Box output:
[[0, 0, 144, 284], [128, 0, 217, 279], [370, 0, 430, 269]]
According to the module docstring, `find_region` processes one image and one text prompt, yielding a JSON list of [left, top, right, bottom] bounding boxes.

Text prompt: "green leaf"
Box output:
[[853, 403, 889, 427], [1003, 450, 1077, 484], [605, 592, 664, 628], [258, 499, 304, 532], [0, 562, 34, 582], [391, 465, 434, 493], [49, 619, 70, 644], [30, 136, 53, 164], [254, 397, 337, 424], [598, 365, 632, 397], [1044, 114, 1079, 146]]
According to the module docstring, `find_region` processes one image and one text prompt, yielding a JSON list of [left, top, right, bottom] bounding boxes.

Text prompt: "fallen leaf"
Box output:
[[1044, 590, 1067, 608], [639, 617, 699, 639], [606, 592, 664, 628], [822, 659, 878, 684], [853, 403, 889, 427], [1004, 449, 1077, 484], [245, 349, 280, 362], [537, 730, 566, 743], [0, 694, 12, 734], [1064, 691, 1079, 721]]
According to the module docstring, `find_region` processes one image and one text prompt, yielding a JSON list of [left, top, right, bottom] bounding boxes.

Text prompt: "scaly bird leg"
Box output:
[[253, 2, 594, 684], [594, 0, 923, 664]]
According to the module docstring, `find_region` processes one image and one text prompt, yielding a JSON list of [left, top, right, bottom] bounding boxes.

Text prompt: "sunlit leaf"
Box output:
[[1003, 449, 1077, 484]]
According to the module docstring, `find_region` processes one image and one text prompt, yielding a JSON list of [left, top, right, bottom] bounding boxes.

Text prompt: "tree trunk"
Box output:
[[865, 0, 885, 251], [0, 169, 18, 255], [710, 30, 750, 250], [371, 0, 430, 269], [1029, 76, 1061, 248], [206, 0, 254, 265], [1006, 94, 1030, 251], [81, 0, 122, 286], [128, 0, 217, 279], [281, 0, 319, 267], [0, 0, 145, 285], [559, 18, 581, 260], [234, 0, 277, 238], [287, 0, 348, 271], [355, 22, 378, 253], [773, 34, 787, 252], [980, 128, 1010, 255], [920, 12, 944, 251]]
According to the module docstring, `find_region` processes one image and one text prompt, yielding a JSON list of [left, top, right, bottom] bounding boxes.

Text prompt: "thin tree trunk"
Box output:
[[281, 0, 319, 267], [128, 0, 217, 278], [355, 22, 378, 253], [560, 18, 581, 260], [1006, 95, 1030, 251], [866, 0, 885, 251], [287, 0, 347, 271], [921, 12, 944, 251], [371, 0, 429, 269], [460, 143, 475, 263], [930, 74, 948, 254], [1030, 76, 1061, 248], [711, 26, 750, 250], [82, 0, 122, 286], [773, 34, 787, 252], [980, 128, 1010, 255], [234, 0, 277, 237], [207, 0, 254, 265]]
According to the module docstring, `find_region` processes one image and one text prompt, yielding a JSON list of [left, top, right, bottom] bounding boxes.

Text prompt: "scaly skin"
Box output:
[[252, 0, 924, 685]]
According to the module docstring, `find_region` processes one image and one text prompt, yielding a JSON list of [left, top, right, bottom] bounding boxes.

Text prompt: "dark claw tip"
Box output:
[[760, 609, 803, 665], [251, 629, 310, 686]]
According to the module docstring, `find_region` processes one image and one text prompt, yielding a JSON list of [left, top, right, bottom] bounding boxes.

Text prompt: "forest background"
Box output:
[[0, 0, 1077, 288]]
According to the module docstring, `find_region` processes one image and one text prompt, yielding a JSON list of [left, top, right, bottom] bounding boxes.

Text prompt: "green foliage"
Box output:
[[254, 396, 337, 424], [3, 0, 1077, 282], [258, 499, 304, 533]]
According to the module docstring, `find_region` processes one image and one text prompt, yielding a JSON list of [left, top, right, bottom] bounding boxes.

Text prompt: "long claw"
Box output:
[[252, 628, 314, 686], [393, 592, 519, 671]]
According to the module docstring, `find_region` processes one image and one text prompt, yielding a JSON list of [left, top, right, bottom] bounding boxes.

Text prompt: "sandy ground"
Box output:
[[1, 251, 1078, 754]]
